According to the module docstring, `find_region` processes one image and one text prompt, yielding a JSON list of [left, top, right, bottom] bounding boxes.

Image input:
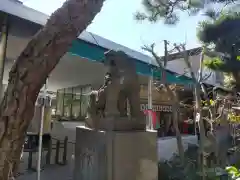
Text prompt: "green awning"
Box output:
[[69, 40, 192, 85]]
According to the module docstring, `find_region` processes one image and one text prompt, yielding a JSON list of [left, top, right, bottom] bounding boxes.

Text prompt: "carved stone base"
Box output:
[[74, 126, 158, 180], [85, 117, 146, 131]]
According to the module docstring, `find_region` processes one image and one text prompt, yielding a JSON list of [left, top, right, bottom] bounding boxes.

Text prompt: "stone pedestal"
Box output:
[[74, 126, 158, 180], [85, 117, 146, 131]]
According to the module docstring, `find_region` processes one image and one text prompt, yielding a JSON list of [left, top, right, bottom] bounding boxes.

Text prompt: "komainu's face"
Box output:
[[104, 51, 129, 69]]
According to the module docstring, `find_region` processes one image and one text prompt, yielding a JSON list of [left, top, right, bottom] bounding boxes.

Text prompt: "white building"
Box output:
[[0, 0, 224, 92]]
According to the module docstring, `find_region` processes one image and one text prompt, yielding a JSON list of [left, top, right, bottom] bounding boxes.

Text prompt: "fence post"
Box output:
[[55, 140, 60, 164], [28, 151, 33, 169], [27, 135, 33, 170], [63, 136, 68, 165], [46, 138, 52, 164]]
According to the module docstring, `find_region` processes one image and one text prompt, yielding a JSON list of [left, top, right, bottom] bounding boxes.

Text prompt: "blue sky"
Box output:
[[22, 0, 204, 55]]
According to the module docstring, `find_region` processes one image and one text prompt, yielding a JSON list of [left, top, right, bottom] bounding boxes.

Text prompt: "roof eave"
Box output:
[[0, 0, 156, 65]]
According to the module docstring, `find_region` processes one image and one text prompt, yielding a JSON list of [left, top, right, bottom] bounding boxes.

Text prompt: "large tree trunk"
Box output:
[[0, 0, 104, 179]]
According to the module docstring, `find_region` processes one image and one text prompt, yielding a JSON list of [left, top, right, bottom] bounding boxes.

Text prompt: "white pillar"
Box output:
[[0, 14, 9, 100], [37, 79, 48, 180], [147, 69, 153, 130]]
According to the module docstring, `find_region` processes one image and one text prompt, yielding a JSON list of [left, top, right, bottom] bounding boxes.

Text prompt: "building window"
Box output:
[[72, 86, 81, 119], [55, 85, 91, 121], [63, 87, 73, 118], [80, 86, 91, 119], [56, 89, 64, 116]]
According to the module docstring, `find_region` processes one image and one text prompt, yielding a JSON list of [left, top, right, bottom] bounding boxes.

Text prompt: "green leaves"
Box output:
[[198, 11, 240, 47], [188, 0, 204, 9], [135, 0, 237, 25], [226, 166, 238, 173], [134, 12, 148, 21], [135, 0, 188, 25], [226, 166, 240, 179], [203, 57, 225, 71], [204, 9, 220, 20], [201, 99, 215, 107]]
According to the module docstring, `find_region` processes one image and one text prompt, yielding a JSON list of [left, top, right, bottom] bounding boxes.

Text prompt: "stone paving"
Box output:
[[16, 149, 74, 180], [15, 135, 197, 180], [16, 164, 73, 180]]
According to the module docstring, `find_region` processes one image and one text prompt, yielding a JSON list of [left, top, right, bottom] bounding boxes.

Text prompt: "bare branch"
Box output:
[[142, 44, 165, 70], [176, 68, 190, 78], [202, 71, 212, 82], [172, 43, 199, 83]]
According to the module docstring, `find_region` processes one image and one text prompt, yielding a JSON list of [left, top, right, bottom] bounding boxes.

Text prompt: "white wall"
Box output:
[[166, 54, 224, 86], [158, 135, 198, 161]]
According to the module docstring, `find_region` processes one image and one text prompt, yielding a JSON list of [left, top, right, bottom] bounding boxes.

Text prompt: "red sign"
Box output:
[[183, 121, 189, 134], [143, 110, 159, 129]]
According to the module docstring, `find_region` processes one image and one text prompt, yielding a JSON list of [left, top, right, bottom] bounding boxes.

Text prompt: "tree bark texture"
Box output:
[[0, 0, 104, 179], [194, 86, 207, 180], [232, 72, 240, 92], [172, 103, 185, 163], [165, 87, 185, 163]]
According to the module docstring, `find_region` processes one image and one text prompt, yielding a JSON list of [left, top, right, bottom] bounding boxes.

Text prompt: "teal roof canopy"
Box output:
[[69, 40, 192, 85]]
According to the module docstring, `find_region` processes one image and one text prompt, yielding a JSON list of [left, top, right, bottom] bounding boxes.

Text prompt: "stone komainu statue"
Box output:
[[85, 50, 145, 130], [103, 50, 142, 120]]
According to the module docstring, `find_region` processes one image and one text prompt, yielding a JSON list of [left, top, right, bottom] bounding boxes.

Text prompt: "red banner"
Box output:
[[143, 110, 159, 129]]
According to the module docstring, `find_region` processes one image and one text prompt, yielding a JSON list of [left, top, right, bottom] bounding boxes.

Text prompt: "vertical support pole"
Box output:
[[55, 90, 59, 116], [0, 14, 9, 100], [27, 135, 33, 170], [28, 151, 33, 169], [63, 136, 68, 165], [147, 68, 153, 130], [55, 140, 60, 164], [46, 137, 52, 165], [37, 79, 48, 180], [79, 88, 82, 117], [70, 87, 74, 118], [62, 88, 65, 116]]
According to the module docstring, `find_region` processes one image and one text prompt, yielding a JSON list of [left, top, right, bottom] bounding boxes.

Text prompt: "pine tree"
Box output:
[[135, 0, 240, 90], [135, 0, 239, 24], [0, 0, 104, 179], [197, 11, 240, 91], [134, 0, 240, 176]]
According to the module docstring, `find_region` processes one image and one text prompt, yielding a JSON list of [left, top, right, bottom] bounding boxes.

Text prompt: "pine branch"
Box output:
[[135, 0, 238, 25]]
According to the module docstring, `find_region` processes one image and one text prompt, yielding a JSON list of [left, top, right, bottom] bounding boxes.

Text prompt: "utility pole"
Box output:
[[0, 14, 9, 100]]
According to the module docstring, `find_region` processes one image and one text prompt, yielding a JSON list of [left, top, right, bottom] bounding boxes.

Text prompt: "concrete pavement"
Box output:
[[16, 149, 74, 180], [17, 164, 73, 180]]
